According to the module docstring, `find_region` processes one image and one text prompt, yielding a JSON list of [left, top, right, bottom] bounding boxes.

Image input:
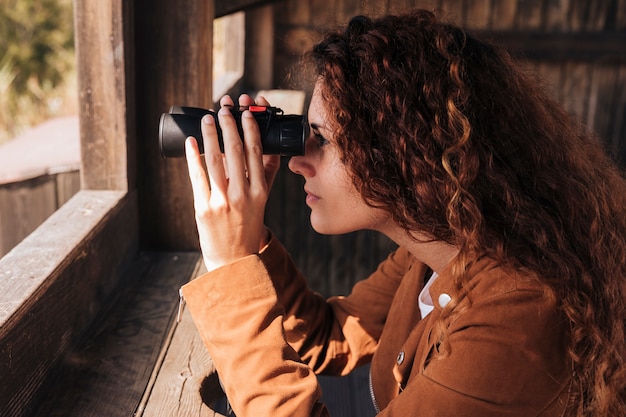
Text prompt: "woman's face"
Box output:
[[288, 81, 391, 235]]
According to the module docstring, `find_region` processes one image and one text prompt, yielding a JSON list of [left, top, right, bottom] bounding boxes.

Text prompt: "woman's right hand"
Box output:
[[185, 94, 280, 272]]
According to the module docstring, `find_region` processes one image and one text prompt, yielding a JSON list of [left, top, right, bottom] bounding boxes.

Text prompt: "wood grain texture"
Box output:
[[133, 0, 214, 251], [139, 308, 221, 417], [0, 190, 138, 417], [139, 258, 221, 416], [0, 175, 57, 256], [30, 252, 202, 417], [0, 170, 80, 257], [215, 0, 281, 18], [74, 0, 133, 192]]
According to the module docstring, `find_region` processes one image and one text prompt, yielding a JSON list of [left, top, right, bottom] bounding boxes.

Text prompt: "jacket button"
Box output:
[[438, 293, 452, 308], [397, 351, 405, 365]]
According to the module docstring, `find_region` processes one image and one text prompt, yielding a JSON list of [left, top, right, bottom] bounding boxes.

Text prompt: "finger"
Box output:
[[237, 94, 270, 108], [254, 95, 271, 107], [185, 137, 212, 205], [238, 93, 255, 108], [219, 95, 238, 179], [220, 95, 235, 108], [218, 107, 247, 185], [239, 94, 277, 188], [241, 109, 265, 188], [201, 113, 228, 194]]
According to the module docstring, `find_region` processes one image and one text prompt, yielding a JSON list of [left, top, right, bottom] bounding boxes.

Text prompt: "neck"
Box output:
[[382, 227, 459, 274]]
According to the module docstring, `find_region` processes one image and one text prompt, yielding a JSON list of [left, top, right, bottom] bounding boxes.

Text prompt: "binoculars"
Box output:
[[159, 105, 307, 158]]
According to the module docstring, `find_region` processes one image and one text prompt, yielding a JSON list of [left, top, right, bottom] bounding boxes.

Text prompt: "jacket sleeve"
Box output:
[[181, 233, 411, 417], [257, 234, 412, 375], [182, 253, 327, 417]]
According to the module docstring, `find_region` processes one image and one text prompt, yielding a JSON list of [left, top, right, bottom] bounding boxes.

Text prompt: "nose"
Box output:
[[288, 136, 316, 177]]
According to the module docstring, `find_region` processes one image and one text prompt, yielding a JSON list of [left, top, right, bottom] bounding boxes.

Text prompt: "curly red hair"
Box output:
[[307, 10, 626, 416]]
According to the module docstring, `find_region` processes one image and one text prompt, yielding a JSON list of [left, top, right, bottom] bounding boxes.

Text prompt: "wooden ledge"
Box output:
[[31, 251, 204, 416], [0, 190, 126, 326], [0, 190, 137, 417]]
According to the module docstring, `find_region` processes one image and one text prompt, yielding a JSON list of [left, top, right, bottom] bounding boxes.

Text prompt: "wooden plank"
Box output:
[[311, 0, 339, 26], [584, 0, 613, 30], [244, 5, 275, 91], [138, 258, 220, 416], [544, 0, 570, 31], [561, 62, 592, 123], [0, 170, 79, 258], [0, 175, 58, 257], [335, 0, 360, 23], [440, 0, 465, 23], [55, 170, 81, 207], [587, 64, 621, 149], [75, 1, 132, 192], [490, 0, 518, 30], [0, 190, 137, 417], [618, 0, 626, 29], [559, 0, 621, 32], [360, 0, 389, 18], [30, 251, 202, 417], [465, 0, 491, 29], [386, 0, 415, 15], [483, 31, 626, 63], [609, 65, 626, 167], [283, 0, 311, 26], [402, 0, 443, 11], [515, 0, 543, 30], [215, 0, 282, 18], [272, 27, 319, 89], [134, 0, 214, 251], [139, 308, 220, 417]]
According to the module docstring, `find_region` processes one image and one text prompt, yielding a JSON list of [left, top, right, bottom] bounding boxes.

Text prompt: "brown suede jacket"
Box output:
[[182, 234, 580, 417]]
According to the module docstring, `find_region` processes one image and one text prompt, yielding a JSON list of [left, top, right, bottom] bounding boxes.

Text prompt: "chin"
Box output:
[[310, 215, 354, 235]]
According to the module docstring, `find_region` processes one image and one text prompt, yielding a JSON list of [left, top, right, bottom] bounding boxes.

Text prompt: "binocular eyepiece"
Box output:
[[159, 105, 307, 158]]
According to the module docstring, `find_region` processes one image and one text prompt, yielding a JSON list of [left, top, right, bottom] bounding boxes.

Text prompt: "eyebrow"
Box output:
[[310, 122, 327, 131]]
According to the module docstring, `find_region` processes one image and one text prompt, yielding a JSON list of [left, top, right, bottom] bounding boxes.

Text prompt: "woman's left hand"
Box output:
[[185, 94, 280, 272]]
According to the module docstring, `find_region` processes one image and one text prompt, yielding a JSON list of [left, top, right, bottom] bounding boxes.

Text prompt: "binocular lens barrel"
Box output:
[[159, 106, 306, 158]]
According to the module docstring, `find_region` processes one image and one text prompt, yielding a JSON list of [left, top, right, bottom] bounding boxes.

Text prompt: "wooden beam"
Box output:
[[479, 30, 626, 63], [215, 0, 282, 18], [134, 0, 214, 251], [243, 4, 275, 90], [75, 0, 135, 191]]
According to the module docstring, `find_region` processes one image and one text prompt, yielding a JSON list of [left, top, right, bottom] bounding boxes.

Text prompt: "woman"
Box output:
[[181, 10, 626, 417]]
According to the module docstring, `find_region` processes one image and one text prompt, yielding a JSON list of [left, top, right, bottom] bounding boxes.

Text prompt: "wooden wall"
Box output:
[[0, 170, 80, 258], [258, 0, 626, 297], [2, 0, 623, 297]]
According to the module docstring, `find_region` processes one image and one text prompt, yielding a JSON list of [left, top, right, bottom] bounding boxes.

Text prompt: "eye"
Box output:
[[314, 132, 329, 147]]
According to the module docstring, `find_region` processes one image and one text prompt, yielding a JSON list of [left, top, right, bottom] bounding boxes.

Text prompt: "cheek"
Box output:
[[324, 155, 352, 185], [327, 168, 369, 213]]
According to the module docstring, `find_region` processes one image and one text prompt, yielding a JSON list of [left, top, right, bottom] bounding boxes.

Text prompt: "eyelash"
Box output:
[[314, 132, 329, 147]]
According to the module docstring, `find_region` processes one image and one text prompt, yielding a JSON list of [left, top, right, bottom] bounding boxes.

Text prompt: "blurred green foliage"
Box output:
[[0, 0, 75, 144]]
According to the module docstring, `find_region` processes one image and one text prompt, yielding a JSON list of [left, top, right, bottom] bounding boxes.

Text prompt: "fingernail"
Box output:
[[202, 114, 214, 124], [218, 107, 231, 116], [242, 110, 254, 118]]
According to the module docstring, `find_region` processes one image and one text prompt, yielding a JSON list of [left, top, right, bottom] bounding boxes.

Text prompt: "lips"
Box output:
[[304, 187, 320, 204]]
